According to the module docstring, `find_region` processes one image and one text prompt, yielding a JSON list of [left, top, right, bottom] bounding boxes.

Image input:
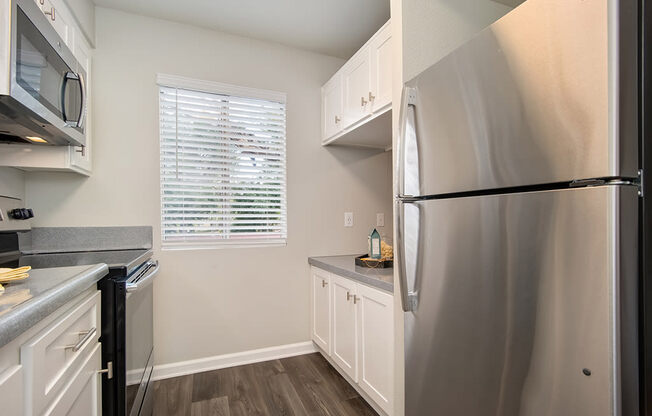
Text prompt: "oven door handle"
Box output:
[[126, 260, 159, 293]]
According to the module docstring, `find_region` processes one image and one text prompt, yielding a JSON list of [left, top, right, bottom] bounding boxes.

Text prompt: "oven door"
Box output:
[[124, 260, 158, 416], [7, 0, 86, 146]]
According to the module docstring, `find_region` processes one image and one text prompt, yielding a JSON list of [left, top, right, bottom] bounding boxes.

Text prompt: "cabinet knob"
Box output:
[[334, 115, 341, 124], [369, 92, 375, 102], [322, 279, 328, 288], [361, 96, 368, 107], [44, 7, 55, 21]]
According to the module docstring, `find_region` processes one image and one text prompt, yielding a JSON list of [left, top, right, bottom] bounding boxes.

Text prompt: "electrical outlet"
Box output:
[[376, 213, 385, 227], [344, 212, 354, 227]]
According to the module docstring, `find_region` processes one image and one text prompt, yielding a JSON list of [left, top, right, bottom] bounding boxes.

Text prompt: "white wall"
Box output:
[[402, 0, 513, 81], [25, 7, 393, 366], [0, 167, 25, 200]]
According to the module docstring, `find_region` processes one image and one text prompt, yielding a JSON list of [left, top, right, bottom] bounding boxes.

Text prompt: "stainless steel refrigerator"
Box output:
[[395, 0, 644, 414]]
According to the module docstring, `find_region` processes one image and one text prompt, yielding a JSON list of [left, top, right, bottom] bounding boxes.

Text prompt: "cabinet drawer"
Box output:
[[43, 343, 101, 416], [0, 365, 24, 416], [22, 291, 100, 415]]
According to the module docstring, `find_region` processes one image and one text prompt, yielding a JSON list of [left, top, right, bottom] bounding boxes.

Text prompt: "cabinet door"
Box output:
[[356, 283, 394, 414], [0, 365, 24, 416], [331, 275, 358, 381], [369, 22, 392, 112], [322, 74, 343, 141], [70, 35, 92, 173], [39, 0, 72, 48], [311, 268, 331, 353], [341, 50, 371, 128], [45, 343, 102, 416]]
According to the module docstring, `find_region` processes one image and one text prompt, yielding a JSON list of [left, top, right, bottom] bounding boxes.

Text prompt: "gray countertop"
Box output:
[[308, 255, 394, 293], [0, 264, 108, 348]]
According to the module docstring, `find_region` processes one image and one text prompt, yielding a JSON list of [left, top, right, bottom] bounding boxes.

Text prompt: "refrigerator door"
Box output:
[[400, 185, 638, 416], [398, 0, 638, 198]]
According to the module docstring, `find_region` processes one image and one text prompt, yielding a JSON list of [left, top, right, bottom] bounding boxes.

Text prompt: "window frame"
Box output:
[[157, 74, 288, 250]]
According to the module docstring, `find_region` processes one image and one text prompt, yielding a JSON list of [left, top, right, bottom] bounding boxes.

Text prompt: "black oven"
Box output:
[[100, 258, 158, 416]]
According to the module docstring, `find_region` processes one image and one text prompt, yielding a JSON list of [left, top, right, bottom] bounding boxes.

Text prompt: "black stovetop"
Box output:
[[0, 249, 152, 277]]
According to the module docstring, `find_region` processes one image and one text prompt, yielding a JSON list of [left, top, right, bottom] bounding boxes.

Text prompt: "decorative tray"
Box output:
[[355, 255, 393, 269]]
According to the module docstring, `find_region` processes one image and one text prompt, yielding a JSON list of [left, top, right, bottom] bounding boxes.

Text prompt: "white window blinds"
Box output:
[[158, 75, 287, 248]]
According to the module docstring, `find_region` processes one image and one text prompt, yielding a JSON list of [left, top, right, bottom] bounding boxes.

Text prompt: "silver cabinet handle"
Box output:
[[369, 92, 375, 102], [98, 361, 113, 379], [335, 115, 341, 124], [65, 327, 96, 352], [353, 295, 359, 304], [346, 291, 352, 301], [321, 279, 328, 288], [44, 7, 55, 21], [75, 146, 86, 156], [361, 96, 368, 107]]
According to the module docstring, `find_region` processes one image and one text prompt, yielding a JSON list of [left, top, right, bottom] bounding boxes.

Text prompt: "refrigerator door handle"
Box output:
[[396, 199, 418, 312], [397, 86, 418, 198]]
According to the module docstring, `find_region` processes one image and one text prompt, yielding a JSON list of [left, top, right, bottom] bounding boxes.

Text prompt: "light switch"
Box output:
[[376, 213, 385, 227], [344, 212, 354, 227]]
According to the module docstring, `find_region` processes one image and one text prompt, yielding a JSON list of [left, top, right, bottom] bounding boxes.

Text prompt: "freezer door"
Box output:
[[398, 0, 638, 197], [401, 185, 638, 416]]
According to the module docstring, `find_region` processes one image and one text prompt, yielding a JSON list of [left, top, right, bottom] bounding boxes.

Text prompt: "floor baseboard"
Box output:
[[150, 341, 317, 382]]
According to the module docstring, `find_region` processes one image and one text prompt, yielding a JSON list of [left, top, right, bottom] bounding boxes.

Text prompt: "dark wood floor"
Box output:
[[152, 352, 379, 416]]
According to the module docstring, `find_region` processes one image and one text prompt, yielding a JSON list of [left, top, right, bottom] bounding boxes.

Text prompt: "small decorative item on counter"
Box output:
[[355, 254, 393, 268], [0, 266, 31, 292], [381, 240, 393, 259], [370, 228, 382, 259]]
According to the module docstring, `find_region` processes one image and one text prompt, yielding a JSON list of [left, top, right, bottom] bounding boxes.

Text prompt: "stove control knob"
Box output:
[[9, 208, 33, 220]]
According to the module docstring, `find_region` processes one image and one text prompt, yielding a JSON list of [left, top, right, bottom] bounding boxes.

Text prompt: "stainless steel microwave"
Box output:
[[0, 0, 86, 146]]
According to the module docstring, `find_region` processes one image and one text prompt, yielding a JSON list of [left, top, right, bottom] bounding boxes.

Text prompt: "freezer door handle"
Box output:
[[396, 199, 418, 312], [397, 86, 418, 198]]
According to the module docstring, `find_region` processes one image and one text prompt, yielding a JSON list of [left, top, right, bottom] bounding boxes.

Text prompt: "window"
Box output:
[[157, 74, 287, 249]]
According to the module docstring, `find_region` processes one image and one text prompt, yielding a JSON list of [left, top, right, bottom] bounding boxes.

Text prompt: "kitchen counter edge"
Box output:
[[308, 255, 394, 293], [0, 263, 109, 348]]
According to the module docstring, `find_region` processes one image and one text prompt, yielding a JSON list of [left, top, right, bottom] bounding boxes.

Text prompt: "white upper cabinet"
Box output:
[[322, 73, 343, 141], [341, 49, 371, 129], [321, 20, 392, 149], [0, 0, 93, 175], [69, 33, 92, 173], [369, 23, 392, 112]]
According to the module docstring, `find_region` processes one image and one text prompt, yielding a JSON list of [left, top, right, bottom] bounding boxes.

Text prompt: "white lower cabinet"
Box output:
[[311, 267, 331, 353], [331, 274, 358, 381], [45, 343, 102, 416], [356, 283, 394, 414], [0, 289, 102, 416], [311, 267, 394, 415], [0, 365, 24, 416]]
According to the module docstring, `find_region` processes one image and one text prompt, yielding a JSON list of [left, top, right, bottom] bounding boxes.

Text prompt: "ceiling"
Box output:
[[91, 0, 391, 58]]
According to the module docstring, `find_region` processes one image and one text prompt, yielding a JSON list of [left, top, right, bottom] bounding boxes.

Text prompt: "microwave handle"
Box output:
[[61, 71, 83, 128], [77, 72, 86, 129]]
